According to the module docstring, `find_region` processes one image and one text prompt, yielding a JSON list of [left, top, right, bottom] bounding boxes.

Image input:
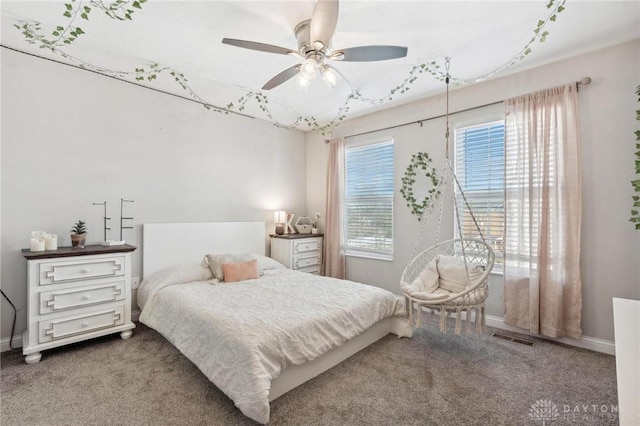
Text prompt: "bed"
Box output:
[[138, 222, 412, 424]]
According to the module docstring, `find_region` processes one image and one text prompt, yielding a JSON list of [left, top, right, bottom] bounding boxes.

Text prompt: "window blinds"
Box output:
[[454, 121, 505, 264], [344, 141, 394, 258]]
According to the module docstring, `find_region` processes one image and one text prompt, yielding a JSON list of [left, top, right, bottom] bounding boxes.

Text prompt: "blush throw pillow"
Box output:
[[222, 259, 260, 283], [205, 253, 254, 281]]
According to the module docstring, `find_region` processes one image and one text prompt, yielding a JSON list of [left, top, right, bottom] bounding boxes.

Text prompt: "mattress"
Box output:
[[138, 261, 405, 424]]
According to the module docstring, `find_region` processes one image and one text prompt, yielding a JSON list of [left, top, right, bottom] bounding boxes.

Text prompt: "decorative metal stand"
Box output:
[[92, 201, 111, 242], [120, 198, 134, 241]]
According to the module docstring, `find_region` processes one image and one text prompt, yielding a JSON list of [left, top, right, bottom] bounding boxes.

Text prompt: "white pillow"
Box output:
[[204, 253, 254, 281], [410, 257, 439, 294], [202, 253, 287, 280], [437, 255, 484, 294], [253, 255, 286, 271]]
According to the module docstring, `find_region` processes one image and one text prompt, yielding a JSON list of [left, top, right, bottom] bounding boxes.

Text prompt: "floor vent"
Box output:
[[492, 332, 535, 346]]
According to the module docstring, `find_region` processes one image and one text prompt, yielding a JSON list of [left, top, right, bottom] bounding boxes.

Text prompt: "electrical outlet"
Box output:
[[131, 277, 140, 289]]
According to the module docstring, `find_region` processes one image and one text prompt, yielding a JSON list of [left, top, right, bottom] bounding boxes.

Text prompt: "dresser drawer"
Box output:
[[292, 239, 322, 254], [293, 254, 321, 270], [297, 265, 321, 275], [39, 257, 125, 285], [39, 281, 125, 315], [38, 306, 125, 343]]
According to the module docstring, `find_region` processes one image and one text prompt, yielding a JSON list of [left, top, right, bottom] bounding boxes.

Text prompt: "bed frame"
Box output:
[[142, 221, 412, 401], [143, 221, 267, 277]]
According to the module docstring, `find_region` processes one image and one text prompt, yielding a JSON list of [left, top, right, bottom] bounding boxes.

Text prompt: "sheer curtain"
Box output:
[[503, 84, 583, 339], [323, 137, 346, 278]]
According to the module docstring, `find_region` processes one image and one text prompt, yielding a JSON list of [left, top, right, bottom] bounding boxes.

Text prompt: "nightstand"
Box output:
[[270, 234, 323, 274], [21, 244, 136, 363]]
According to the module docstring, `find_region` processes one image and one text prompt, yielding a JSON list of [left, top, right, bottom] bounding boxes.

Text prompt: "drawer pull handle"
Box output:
[[82, 295, 91, 301], [81, 322, 89, 328], [80, 268, 90, 274]]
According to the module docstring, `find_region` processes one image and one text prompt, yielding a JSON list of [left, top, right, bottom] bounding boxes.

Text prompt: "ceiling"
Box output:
[[2, 1, 639, 131]]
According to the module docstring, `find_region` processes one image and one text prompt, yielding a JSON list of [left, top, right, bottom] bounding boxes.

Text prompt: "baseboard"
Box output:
[[1, 333, 23, 352], [485, 314, 616, 355], [2, 312, 615, 355]]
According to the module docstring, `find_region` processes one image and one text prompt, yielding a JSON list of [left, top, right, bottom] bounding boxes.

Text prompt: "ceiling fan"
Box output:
[[222, 0, 408, 90]]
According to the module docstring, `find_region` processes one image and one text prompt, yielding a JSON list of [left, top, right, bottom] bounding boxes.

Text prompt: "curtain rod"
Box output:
[[326, 77, 591, 142]]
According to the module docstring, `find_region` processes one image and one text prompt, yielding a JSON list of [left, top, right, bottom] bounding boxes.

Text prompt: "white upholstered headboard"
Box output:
[[142, 221, 266, 278]]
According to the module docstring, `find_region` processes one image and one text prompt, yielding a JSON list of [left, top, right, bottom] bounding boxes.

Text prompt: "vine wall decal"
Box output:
[[11, 0, 567, 135]]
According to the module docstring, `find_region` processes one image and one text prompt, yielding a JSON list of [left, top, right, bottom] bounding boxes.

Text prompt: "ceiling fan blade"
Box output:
[[262, 65, 301, 90], [222, 38, 299, 57], [331, 45, 408, 62], [310, 0, 339, 49]]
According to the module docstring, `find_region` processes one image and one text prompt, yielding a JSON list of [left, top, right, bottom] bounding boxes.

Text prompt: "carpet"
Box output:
[[1, 317, 618, 425]]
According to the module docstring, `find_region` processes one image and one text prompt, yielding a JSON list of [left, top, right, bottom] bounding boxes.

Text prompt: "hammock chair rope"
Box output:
[[401, 58, 495, 335]]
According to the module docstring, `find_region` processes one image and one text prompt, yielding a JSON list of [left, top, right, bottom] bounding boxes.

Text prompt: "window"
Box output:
[[344, 140, 394, 259], [454, 121, 505, 267]]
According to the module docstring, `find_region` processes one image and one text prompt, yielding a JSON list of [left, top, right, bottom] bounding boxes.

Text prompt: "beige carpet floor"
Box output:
[[1, 317, 618, 425]]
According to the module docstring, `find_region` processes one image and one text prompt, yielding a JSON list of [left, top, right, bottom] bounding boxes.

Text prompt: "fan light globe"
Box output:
[[295, 74, 311, 91], [300, 58, 318, 80], [322, 66, 341, 88]]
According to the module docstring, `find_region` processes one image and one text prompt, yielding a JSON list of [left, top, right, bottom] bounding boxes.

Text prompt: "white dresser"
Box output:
[[613, 297, 640, 426], [270, 234, 323, 274], [21, 245, 136, 363]]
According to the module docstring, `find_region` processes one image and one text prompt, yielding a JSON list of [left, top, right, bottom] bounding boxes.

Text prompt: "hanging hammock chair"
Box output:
[[400, 59, 495, 335]]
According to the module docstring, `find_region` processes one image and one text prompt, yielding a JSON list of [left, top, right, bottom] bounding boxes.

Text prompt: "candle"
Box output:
[[44, 234, 58, 250], [31, 231, 46, 238], [30, 237, 45, 252]]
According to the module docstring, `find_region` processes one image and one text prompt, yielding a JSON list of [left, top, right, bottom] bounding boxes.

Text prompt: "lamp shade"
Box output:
[[274, 210, 287, 224]]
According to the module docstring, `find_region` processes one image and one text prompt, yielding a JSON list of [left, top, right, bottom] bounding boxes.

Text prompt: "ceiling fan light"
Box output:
[[322, 65, 341, 88], [300, 58, 318, 80], [296, 74, 311, 91]]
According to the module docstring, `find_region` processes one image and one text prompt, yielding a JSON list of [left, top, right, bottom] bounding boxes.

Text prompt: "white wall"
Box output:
[[4, 39, 638, 346], [306, 39, 640, 342], [0, 48, 307, 341]]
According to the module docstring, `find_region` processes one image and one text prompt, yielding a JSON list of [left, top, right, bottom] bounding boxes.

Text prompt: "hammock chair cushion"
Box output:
[[401, 239, 494, 334], [402, 254, 485, 300], [436, 255, 484, 293], [408, 257, 440, 294]]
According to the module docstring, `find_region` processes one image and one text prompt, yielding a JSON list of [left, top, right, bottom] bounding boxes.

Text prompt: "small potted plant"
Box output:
[[311, 213, 321, 234], [70, 219, 87, 248]]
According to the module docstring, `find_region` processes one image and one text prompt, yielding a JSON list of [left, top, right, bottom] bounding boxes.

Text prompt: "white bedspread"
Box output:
[[138, 266, 404, 424]]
